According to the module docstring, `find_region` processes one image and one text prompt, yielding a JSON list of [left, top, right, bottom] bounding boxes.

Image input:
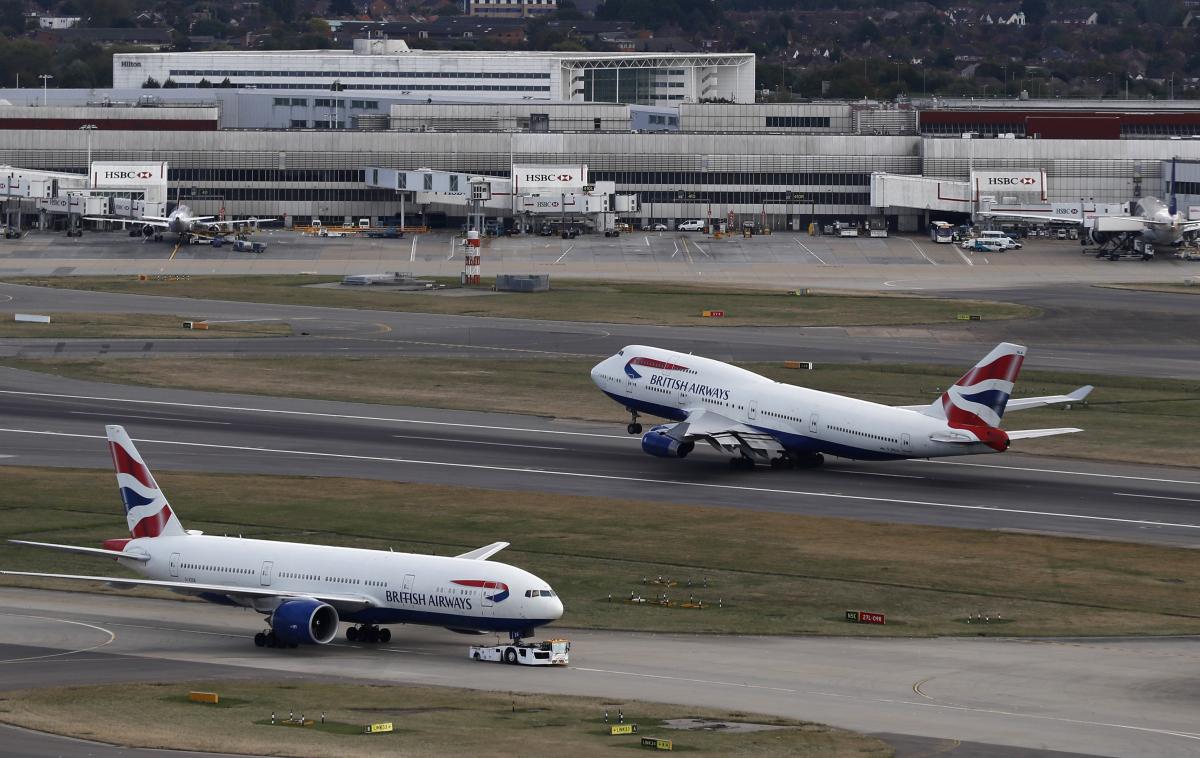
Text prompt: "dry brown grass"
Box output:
[[0, 681, 890, 758]]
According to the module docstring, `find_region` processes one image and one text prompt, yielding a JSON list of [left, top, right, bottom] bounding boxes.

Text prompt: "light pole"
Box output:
[[39, 74, 53, 106], [79, 124, 97, 175]]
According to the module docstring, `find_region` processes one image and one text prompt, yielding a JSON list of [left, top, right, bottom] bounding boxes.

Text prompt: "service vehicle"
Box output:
[[232, 239, 267, 253], [677, 219, 705, 231], [642, 222, 668, 231], [929, 221, 954, 243], [834, 221, 859, 237], [470, 638, 570, 666], [962, 238, 1006, 252]]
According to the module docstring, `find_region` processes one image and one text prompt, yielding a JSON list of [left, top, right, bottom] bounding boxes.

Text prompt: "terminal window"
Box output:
[[765, 116, 831, 129]]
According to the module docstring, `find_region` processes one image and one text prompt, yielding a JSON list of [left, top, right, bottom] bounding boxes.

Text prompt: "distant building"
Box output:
[[38, 16, 81, 29], [468, 0, 557, 17]]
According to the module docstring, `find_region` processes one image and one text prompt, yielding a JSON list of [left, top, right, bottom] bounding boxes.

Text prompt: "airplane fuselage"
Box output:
[[112, 534, 562, 632], [592, 346, 1000, 461]]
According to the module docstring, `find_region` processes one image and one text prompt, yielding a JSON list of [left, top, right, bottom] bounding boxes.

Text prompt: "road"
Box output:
[[1, 371, 1197, 546], [1, 588, 1197, 758]]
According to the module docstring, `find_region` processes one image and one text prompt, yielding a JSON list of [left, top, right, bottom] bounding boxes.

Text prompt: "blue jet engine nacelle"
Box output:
[[641, 428, 695, 458], [271, 598, 339, 645]]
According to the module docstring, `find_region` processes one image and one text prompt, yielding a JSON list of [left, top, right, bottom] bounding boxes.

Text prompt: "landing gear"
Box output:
[[626, 410, 642, 435], [346, 625, 391, 644], [254, 630, 296, 649], [795, 453, 825, 468], [728, 456, 755, 470], [769, 455, 797, 470]]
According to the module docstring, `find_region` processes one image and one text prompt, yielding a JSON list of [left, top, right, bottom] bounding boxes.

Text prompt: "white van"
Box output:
[[979, 230, 1022, 250], [677, 219, 705, 231]]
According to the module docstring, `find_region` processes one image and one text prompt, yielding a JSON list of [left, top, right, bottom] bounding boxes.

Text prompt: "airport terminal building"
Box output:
[[6, 46, 1200, 231]]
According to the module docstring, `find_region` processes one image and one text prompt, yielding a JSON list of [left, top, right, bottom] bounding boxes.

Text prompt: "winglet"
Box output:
[[455, 541, 510, 561], [1067, 385, 1093, 402]]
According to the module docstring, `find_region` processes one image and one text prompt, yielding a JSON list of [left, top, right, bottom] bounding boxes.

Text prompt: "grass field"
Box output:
[[3, 467, 1199, 637], [1, 275, 1039, 326], [3, 355, 1196, 467], [0, 681, 888, 757], [0, 312, 292, 339]]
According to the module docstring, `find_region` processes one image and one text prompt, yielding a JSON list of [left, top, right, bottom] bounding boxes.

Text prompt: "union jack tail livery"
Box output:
[[106, 425, 186, 539], [930, 342, 1026, 429]]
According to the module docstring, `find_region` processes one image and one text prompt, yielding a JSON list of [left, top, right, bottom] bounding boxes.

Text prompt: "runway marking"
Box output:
[[575, 666, 1200, 743], [446, 240, 457, 260], [4, 389, 1199, 487], [69, 411, 230, 425], [692, 241, 713, 259], [644, 236, 650, 247], [1114, 492, 1200, 504], [953, 245, 975, 266], [793, 238, 828, 265], [410, 235, 419, 262], [392, 434, 567, 451], [671, 241, 679, 259], [906, 239, 938, 265], [3, 427, 1199, 533], [827, 469, 924, 480], [0, 613, 115, 663], [912, 677, 935, 700], [919, 459, 1200, 486], [553, 245, 574, 264]]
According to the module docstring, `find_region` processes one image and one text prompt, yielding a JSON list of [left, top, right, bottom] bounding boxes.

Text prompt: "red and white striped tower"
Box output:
[[464, 229, 481, 285]]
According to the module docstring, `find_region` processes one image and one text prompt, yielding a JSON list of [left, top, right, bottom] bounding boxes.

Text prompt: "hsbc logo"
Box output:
[[985, 176, 1038, 186], [103, 170, 154, 180], [523, 173, 576, 182]]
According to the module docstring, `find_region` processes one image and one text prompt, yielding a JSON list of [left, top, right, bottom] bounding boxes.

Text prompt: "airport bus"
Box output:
[[929, 221, 954, 244]]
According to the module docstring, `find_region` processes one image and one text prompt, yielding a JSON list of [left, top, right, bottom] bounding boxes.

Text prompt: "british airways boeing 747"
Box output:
[[591, 343, 1091, 469]]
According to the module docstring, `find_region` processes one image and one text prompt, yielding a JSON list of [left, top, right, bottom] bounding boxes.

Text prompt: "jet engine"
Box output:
[[271, 598, 339, 645], [205, 223, 223, 234], [641, 428, 695, 458], [1086, 228, 1109, 246], [140, 225, 155, 238]]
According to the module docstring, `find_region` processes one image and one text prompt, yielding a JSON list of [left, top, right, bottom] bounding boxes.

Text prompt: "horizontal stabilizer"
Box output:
[[455, 541, 509, 561], [8, 539, 150, 561], [1007, 428, 1083, 440], [1005, 385, 1093, 412], [0, 570, 376, 612]]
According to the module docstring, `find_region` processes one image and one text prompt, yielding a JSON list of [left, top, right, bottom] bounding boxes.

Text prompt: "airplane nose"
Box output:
[[548, 594, 564, 620], [590, 360, 605, 386]]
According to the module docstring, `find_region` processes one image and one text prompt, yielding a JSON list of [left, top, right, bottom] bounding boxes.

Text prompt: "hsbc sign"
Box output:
[[513, 163, 587, 190], [91, 161, 167, 188], [971, 170, 1045, 197]]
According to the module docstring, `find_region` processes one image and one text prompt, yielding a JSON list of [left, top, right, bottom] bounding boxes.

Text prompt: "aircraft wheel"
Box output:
[[254, 632, 267, 647], [378, 628, 391, 643], [473, 652, 482, 660], [627, 423, 642, 435], [266, 631, 279, 648], [504, 647, 518, 664], [365, 627, 379, 644], [346, 626, 359, 642]]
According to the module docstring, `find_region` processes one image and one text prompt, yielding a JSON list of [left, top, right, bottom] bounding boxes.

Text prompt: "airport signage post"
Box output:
[[364, 721, 394, 734], [845, 610, 886, 625]]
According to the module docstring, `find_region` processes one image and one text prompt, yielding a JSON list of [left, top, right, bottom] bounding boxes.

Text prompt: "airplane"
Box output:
[[590, 343, 1092, 469], [84, 204, 276, 242], [2, 425, 563, 649], [978, 195, 1199, 248]]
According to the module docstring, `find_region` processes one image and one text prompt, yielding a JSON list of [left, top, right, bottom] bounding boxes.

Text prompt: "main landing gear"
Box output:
[[731, 452, 824, 471], [346, 625, 391, 644], [626, 409, 642, 435], [254, 630, 296, 649]]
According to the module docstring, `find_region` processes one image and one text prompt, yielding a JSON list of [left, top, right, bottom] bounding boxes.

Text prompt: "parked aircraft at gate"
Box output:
[[2, 426, 562, 648], [591, 343, 1091, 469], [85, 204, 276, 241]]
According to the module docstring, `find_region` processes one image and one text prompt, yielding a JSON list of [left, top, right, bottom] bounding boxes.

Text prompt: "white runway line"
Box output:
[[0, 613, 116, 663], [692, 241, 713, 259], [553, 245, 574, 264], [1114, 492, 1200, 504], [921, 458, 1200, 486], [906, 238, 938, 265], [953, 245, 975, 266], [409, 235, 419, 262], [391, 434, 566, 451], [793, 238, 828, 265], [3, 427, 1199, 533], [69, 411, 229, 425], [445, 239, 457, 260]]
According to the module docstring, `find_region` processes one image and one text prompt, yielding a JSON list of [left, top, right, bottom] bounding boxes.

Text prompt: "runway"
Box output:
[[2, 281, 1199, 379], [1, 588, 1198, 758], [0, 370, 1198, 546]]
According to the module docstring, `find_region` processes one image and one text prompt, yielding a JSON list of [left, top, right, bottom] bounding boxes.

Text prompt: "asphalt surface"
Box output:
[[2, 281, 1199, 379], [0, 370, 1197, 547], [1, 589, 1197, 758]]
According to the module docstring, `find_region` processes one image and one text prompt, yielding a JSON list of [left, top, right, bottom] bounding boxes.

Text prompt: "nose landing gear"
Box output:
[[626, 410, 642, 435]]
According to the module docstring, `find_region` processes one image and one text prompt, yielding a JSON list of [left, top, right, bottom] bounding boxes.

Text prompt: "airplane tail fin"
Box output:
[[106, 425, 186, 539], [921, 343, 1026, 428]]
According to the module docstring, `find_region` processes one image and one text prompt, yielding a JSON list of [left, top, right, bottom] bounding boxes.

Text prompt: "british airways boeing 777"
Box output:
[[591, 343, 1090, 469], [3, 426, 563, 648]]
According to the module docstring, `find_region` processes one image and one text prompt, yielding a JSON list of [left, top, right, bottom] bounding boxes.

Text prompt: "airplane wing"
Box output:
[[0, 570, 377, 613], [455, 541, 509, 560], [659, 407, 784, 459], [206, 217, 278, 229], [8, 539, 150, 562], [1004, 385, 1092, 412]]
